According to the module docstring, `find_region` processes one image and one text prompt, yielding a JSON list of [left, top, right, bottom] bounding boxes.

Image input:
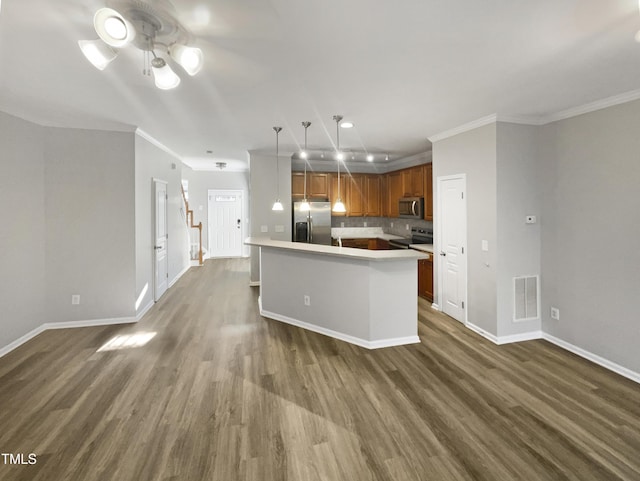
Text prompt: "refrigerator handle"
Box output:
[[308, 217, 313, 243]]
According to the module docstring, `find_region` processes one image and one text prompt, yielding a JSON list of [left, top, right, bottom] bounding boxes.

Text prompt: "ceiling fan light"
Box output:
[[169, 43, 204, 76], [94, 8, 135, 48], [152, 59, 181, 90], [366, 154, 374, 162], [300, 150, 308, 159], [78, 39, 117, 70]]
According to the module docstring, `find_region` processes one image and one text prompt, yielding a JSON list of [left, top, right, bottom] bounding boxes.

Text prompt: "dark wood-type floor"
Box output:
[[1, 258, 639, 481]]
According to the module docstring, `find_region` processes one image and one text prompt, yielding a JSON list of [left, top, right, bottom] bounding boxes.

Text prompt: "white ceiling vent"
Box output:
[[513, 275, 539, 322]]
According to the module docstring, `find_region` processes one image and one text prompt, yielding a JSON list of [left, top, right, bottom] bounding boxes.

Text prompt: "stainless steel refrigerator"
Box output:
[[293, 202, 332, 245]]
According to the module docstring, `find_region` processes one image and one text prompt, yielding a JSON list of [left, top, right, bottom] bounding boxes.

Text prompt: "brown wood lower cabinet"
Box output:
[[418, 253, 433, 301], [340, 238, 370, 249], [333, 238, 392, 250]]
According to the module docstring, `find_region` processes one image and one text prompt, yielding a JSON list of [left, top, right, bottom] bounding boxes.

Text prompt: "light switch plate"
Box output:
[[481, 240, 489, 252], [261, 225, 268, 233]]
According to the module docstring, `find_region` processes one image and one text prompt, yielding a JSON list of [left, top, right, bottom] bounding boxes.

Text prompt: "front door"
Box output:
[[208, 190, 243, 258], [438, 175, 467, 323], [153, 179, 169, 301]]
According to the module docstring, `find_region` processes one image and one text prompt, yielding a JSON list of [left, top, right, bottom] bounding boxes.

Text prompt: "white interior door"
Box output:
[[438, 175, 467, 323], [154, 179, 169, 301], [208, 190, 243, 258]]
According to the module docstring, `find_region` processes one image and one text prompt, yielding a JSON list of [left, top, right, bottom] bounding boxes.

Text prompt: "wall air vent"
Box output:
[[513, 275, 539, 321]]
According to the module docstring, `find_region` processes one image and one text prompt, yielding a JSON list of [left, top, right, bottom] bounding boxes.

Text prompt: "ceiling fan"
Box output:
[[78, 0, 203, 89]]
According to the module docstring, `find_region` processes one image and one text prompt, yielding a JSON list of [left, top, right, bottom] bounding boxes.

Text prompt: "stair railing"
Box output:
[[181, 184, 203, 265]]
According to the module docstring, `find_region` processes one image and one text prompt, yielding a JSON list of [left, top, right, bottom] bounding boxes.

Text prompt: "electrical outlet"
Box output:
[[550, 307, 560, 320], [390, 222, 394, 228], [71, 295, 80, 305], [363, 221, 367, 227], [406, 224, 410, 230], [261, 225, 268, 233], [304, 295, 310, 306], [275, 225, 284, 233], [340, 222, 345, 227]]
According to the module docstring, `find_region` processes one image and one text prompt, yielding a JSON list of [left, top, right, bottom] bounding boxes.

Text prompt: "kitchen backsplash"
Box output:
[[331, 216, 433, 237]]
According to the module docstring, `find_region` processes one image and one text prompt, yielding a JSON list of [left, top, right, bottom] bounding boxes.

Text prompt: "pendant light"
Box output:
[[300, 121, 312, 212], [332, 115, 346, 213], [272, 126, 284, 211]]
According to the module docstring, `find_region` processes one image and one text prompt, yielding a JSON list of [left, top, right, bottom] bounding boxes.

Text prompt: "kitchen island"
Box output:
[[245, 237, 427, 349]]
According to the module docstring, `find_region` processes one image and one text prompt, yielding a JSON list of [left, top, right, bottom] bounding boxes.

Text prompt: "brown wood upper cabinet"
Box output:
[[365, 175, 381, 216], [347, 175, 365, 217], [295, 163, 432, 219], [387, 171, 403, 218], [402, 165, 424, 197], [292, 172, 305, 198], [424, 164, 433, 221], [291, 172, 329, 199]]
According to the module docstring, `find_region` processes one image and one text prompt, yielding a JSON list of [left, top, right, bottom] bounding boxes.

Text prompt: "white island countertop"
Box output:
[[330, 227, 405, 241], [245, 237, 427, 261], [410, 243, 434, 253]]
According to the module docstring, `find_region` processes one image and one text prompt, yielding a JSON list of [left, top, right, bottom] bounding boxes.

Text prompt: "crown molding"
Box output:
[[188, 165, 249, 173], [496, 114, 545, 126], [428, 114, 497, 143], [539, 88, 640, 124], [135, 128, 183, 162]]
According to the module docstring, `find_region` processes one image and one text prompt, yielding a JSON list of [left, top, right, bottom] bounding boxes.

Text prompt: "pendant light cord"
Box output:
[[273, 127, 282, 199], [302, 122, 311, 200]]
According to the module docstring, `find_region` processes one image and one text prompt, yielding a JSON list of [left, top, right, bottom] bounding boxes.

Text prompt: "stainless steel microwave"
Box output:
[[399, 197, 424, 219]]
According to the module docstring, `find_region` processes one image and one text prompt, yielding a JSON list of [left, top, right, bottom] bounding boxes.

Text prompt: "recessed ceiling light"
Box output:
[[366, 154, 374, 162], [340, 121, 354, 129]]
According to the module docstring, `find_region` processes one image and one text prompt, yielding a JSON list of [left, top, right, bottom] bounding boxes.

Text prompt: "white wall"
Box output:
[[0, 111, 46, 348], [134, 134, 190, 316], [44, 128, 136, 322], [496, 123, 541, 337], [249, 152, 292, 283], [182, 166, 250, 257], [432, 123, 498, 334], [539, 100, 640, 373]]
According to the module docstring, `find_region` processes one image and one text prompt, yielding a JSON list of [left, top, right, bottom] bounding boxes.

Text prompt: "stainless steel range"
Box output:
[[389, 228, 433, 249]]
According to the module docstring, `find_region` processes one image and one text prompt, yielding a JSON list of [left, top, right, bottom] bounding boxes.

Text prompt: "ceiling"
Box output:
[[1, 0, 639, 171]]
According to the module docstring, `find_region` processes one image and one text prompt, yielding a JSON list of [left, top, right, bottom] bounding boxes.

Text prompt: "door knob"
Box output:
[[440, 251, 446, 256]]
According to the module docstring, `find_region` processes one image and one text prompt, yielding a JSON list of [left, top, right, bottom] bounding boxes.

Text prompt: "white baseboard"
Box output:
[[0, 316, 138, 359], [466, 322, 500, 343], [170, 264, 191, 287], [496, 330, 543, 345], [542, 333, 640, 384], [431, 303, 440, 310], [466, 323, 543, 346], [249, 281, 260, 287], [136, 300, 154, 321], [260, 307, 419, 350], [0, 325, 47, 358], [42, 317, 137, 330], [464, 322, 639, 384]]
